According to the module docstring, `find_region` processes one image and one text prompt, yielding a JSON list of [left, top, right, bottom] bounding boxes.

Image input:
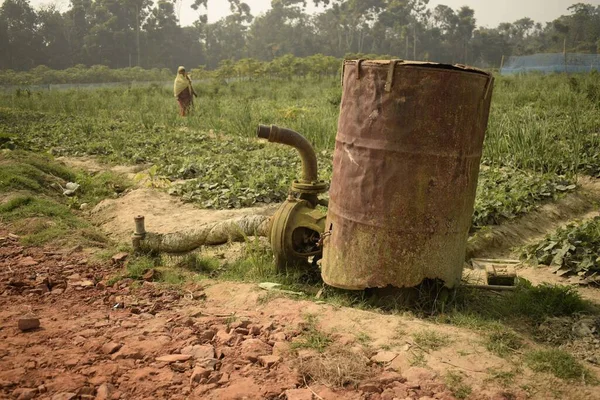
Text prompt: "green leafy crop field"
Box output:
[[1, 72, 599, 228]]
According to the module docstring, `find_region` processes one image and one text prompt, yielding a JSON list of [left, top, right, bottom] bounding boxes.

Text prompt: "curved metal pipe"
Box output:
[[257, 125, 318, 183]]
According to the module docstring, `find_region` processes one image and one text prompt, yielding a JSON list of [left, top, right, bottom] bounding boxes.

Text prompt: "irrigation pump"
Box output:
[[256, 125, 329, 270], [259, 59, 504, 291]]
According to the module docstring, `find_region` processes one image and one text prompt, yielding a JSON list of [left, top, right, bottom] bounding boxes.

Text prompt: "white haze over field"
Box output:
[[21, 0, 597, 27]]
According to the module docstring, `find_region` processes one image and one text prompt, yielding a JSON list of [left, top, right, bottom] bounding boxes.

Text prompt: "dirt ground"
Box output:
[[56, 157, 145, 179], [89, 188, 277, 242], [2, 158, 600, 400], [0, 231, 494, 400], [3, 228, 600, 400]]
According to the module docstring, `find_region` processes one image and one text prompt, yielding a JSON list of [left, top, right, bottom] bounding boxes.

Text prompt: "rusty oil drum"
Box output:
[[321, 60, 494, 290]]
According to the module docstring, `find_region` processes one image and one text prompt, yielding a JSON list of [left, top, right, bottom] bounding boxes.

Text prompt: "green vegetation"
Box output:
[[3, 72, 598, 229], [409, 350, 427, 367], [0, 150, 74, 190], [442, 281, 590, 328], [493, 281, 590, 322], [0, 150, 128, 247], [121, 256, 156, 281], [218, 237, 280, 281], [484, 73, 600, 177], [525, 349, 593, 382], [522, 216, 600, 281], [0, 66, 172, 86], [472, 167, 575, 228], [485, 327, 525, 358], [175, 254, 221, 275], [0, 196, 95, 246], [412, 329, 452, 351], [445, 371, 473, 399], [291, 314, 332, 353], [356, 332, 372, 345], [486, 368, 517, 387], [108, 254, 190, 286]]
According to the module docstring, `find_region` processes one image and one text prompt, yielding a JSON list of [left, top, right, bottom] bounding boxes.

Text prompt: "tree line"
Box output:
[[1, 0, 599, 72], [0, 54, 346, 85]]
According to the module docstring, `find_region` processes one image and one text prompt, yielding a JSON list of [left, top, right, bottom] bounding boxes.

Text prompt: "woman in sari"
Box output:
[[174, 66, 196, 116]]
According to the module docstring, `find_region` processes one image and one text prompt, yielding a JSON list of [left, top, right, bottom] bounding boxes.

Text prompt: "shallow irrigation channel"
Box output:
[[467, 176, 600, 259]]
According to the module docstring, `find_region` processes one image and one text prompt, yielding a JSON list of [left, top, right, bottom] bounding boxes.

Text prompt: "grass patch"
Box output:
[[412, 329, 452, 351], [291, 315, 332, 353], [391, 324, 407, 340], [158, 268, 187, 285], [0, 150, 75, 193], [219, 237, 277, 281], [266, 277, 594, 354], [440, 312, 504, 331], [409, 350, 427, 367], [525, 349, 593, 382], [485, 328, 524, 358], [356, 332, 371, 345], [218, 237, 320, 294], [175, 253, 221, 274], [125, 256, 156, 280], [1, 196, 75, 221], [107, 255, 189, 286], [314, 286, 371, 309], [0, 150, 131, 208], [445, 371, 473, 400], [486, 368, 517, 387], [441, 280, 592, 328], [0, 149, 129, 248], [0, 195, 107, 247], [73, 170, 132, 208], [0, 149, 130, 208], [491, 282, 590, 322]]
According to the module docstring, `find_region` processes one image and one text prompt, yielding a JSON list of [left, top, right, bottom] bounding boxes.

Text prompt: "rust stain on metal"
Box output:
[[321, 60, 494, 290]]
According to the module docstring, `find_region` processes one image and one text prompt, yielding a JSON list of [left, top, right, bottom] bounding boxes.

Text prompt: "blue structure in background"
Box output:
[[500, 53, 600, 75]]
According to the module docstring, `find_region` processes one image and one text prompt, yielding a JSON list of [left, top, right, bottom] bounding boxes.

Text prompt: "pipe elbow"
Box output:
[[256, 124, 318, 183]]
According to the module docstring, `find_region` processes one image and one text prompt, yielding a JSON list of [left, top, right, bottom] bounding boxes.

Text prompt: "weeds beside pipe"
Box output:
[[257, 125, 318, 183]]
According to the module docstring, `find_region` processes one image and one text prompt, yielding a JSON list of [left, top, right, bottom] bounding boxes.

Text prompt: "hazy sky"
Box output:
[[23, 0, 600, 27]]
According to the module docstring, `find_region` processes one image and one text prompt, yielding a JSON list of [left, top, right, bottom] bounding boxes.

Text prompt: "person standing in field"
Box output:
[[174, 66, 196, 116]]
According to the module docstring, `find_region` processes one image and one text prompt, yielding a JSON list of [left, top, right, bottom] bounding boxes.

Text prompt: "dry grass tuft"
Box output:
[[297, 345, 375, 388]]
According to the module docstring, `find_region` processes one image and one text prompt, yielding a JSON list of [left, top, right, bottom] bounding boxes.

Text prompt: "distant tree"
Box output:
[[0, 0, 599, 73], [37, 5, 72, 68], [0, 0, 42, 69], [246, 0, 317, 60], [145, 0, 183, 68]]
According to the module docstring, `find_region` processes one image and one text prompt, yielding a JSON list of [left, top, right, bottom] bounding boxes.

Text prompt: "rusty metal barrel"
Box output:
[[321, 60, 494, 290]]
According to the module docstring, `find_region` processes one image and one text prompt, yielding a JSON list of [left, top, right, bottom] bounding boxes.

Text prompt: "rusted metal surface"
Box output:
[[257, 124, 320, 185], [268, 198, 326, 270], [321, 60, 494, 290]]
